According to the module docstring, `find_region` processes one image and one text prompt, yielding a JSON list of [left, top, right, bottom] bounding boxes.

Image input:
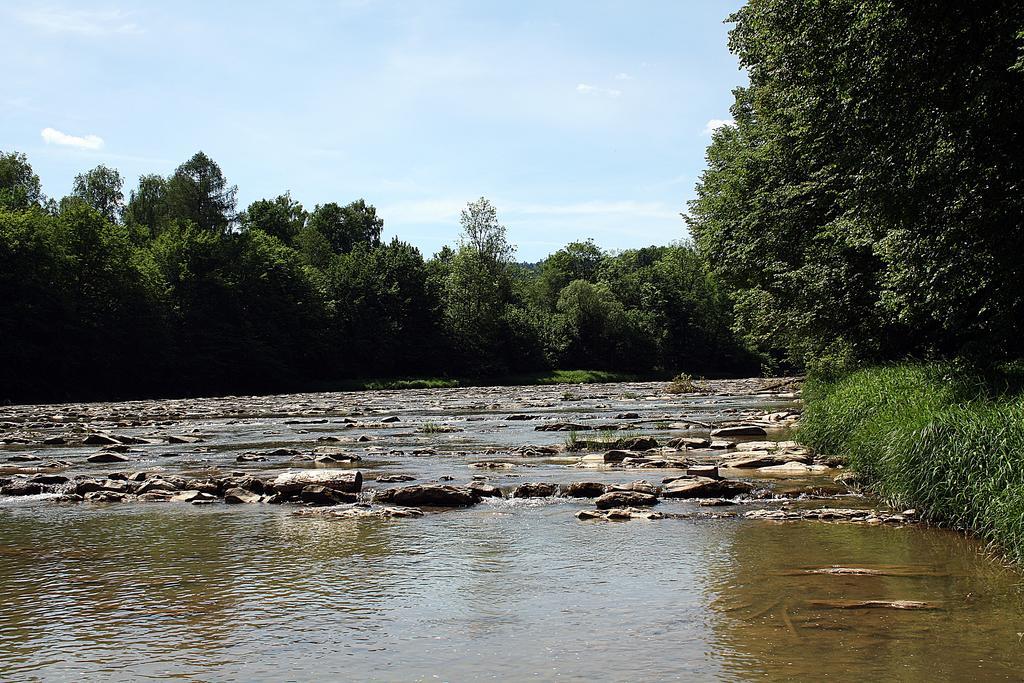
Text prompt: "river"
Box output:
[[1, 380, 1022, 681]]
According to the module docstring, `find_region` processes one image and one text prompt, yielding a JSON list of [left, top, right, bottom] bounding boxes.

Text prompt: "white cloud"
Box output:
[[613, 72, 632, 81], [16, 8, 141, 36], [41, 127, 104, 150], [576, 83, 621, 98], [703, 118, 735, 135]]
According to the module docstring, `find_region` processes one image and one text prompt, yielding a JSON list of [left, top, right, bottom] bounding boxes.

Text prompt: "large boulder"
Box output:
[[375, 484, 478, 507], [272, 470, 363, 496]]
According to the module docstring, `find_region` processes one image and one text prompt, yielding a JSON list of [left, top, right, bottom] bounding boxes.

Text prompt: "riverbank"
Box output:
[[799, 363, 1024, 563]]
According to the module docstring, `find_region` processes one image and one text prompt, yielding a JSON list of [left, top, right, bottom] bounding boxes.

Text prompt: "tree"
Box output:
[[534, 239, 605, 308], [165, 151, 237, 233], [307, 199, 383, 254], [240, 192, 306, 243], [124, 174, 170, 237], [70, 164, 124, 224], [0, 151, 45, 211], [442, 198, 516, 372], [688, 0, 1024, 370]]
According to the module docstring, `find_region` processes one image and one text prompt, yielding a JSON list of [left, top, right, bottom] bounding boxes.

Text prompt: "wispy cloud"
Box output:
[[576, 83, 622, 98], [16, 8, 142, 36], [41, 127, 104, 150], [613, 72, 632, 81], [703, 118, 735, 135]]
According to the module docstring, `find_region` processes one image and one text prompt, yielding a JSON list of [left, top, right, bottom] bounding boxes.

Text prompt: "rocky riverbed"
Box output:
[[0, 377, 879, 523], [2, 379, 1022, 682]]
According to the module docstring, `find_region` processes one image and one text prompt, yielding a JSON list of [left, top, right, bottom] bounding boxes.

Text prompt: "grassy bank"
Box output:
[[799, 363, 1024, 563]]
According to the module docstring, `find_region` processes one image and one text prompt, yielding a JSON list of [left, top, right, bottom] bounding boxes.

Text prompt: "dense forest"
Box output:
[[688, 0, 1024, 372], [0, 150, 753, 402]]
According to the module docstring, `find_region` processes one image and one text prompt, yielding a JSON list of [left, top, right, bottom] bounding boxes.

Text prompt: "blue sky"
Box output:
[[2, 1, 745, 261]]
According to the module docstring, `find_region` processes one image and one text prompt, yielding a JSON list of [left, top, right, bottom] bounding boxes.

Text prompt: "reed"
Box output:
[[800, 363, 1024, 563]]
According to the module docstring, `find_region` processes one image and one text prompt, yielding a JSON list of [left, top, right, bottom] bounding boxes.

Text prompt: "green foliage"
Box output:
[[0, 150, 755, 402], [240, 192, 306, 243], [308, 199, 382, 254], [688, 1, 1024, 370], [165, 151, 238, 234], [70, 164, 124, 224], [800, 364, 1024, 563], [0, 151, 46, 211], [124, 174, 170, 237]]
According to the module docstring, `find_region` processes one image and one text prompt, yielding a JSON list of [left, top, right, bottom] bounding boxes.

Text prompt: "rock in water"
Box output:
[[594, 491, 659, 509], [662, 476, 752, 498], [86, 452, 130, 464], [271, 470, 363, 496], [300, 485, 357, 506], [562, 481, 609, 498], [467, 481, 503, 498], [224, 488, 261, 504], [710, 425, 767, 437], [375, 484, 478, 507], [511, 482, 558, 498]]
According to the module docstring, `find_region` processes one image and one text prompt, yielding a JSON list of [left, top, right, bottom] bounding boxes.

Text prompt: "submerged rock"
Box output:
[[296, 503, 423, 519], [744, 508, 916, 525], [576, 507, 679, 521]]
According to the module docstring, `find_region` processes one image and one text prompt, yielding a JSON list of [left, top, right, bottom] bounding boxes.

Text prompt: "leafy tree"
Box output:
[[308, 199, 383, 254], [70, 164, 124, 224], [0, 151, 45, 211], [688, 0, 1024, 370], [442, 198, 516, 372], [124, 174, 170, 237], [240, 192, 306, 243], [166, 151, 237, 234], [534, 239, 605, 308]]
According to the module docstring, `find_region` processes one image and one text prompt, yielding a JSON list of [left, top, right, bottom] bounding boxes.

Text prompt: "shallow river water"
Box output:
[[1, 380, 1022, 682]]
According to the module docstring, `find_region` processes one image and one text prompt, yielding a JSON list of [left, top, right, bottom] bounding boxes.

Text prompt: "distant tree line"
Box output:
[[688, 0, 1024, 372], [1, 150, 753, 401]]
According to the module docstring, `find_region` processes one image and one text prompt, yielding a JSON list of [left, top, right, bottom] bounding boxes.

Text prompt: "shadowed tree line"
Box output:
[[688, 0, 1024, 372], [1, 151, 754, 402]]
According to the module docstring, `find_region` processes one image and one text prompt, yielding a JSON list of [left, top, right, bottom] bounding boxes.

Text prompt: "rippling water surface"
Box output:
[[1, 381, 1022, 681]]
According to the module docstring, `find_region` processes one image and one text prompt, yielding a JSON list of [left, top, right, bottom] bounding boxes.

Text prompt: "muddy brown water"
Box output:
[[1, 380, 1022, 681]]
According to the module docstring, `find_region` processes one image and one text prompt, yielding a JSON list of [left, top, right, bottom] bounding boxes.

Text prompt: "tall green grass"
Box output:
[[800, 363, 1024, 563]]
